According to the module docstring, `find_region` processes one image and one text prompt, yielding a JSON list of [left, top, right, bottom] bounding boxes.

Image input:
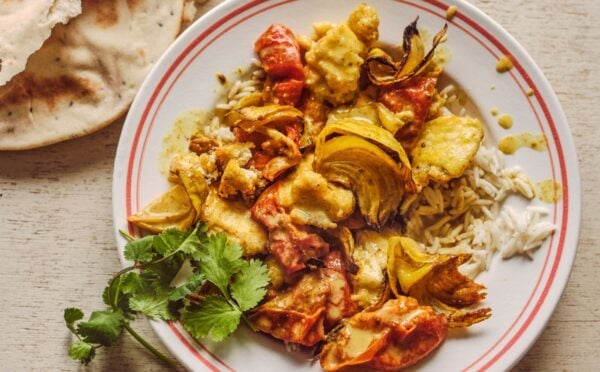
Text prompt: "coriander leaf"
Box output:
[[124, 235, 155, 263], [68, 340, 95, 364], [103, 275, 132, 316], [77, 310, 125, 346], [181, 295, 241, 342], [177, 226, 203, 256], [196, 233, 244, 295], [64, 308, 84, 330], [230, 259, 270, 312], [145, 257, 184, 288], [153, 228, 189, 256], [119, 229, 135, 242], [129, 290, 174, 320], [120, 272, 149, 295], [169, 272, 205, 301]]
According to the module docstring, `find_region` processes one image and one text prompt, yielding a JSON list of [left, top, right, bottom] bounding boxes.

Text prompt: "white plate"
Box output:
[[112, 0, 581, 370]]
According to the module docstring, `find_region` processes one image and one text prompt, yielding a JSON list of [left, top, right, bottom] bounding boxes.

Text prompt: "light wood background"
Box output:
[[1, 0, 598, 370]]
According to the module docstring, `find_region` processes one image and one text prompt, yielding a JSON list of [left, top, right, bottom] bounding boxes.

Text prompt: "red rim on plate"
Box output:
[[112, 0, 581, 370]]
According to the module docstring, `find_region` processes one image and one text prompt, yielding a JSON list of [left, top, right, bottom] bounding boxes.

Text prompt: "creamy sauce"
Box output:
[[446, 5, 458, 20], [497, 113, 513, 129], [418, 28, 431, 44], [498, 132, 547, 154], [496, 55, 514, 73], [434, 45, 452, 67], [536, 179, 563, 202], [160, 109, 210, 175], [344, 326, 381, 358]]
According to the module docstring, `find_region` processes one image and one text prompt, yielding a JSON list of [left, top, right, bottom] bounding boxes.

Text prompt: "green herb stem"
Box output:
[[123, 323, 177, 368], [119, 229, 136, 242], [224, 297, 258, 332]]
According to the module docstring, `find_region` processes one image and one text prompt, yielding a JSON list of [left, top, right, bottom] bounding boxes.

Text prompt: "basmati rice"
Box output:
[[204, 62, 266, 138], [404, 144, 556, 278]]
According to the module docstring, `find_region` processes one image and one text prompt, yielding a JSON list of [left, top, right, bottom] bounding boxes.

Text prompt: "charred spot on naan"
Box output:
[[84, 0, 142, 27], [0, 73, 95, 111]]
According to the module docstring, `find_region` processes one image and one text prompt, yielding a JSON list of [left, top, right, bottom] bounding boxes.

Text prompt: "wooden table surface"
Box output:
[[1, 0, 598, 370]]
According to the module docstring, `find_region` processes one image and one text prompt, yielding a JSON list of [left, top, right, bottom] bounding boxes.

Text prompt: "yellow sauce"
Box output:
[[498, 132, 547, 154], [160, 109, 209, 175], [434, 45, 452, 67], [446, 5, 458, 20], [496, 55, 514, 73], [536, 179, 563, 202], [490, 107, 499, 116], [344, 325, 382, 358], [497, 113, 513, 129]]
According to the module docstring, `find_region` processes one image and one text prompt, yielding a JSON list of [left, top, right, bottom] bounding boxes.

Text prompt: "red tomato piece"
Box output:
[[255, 24, 305, 80], [320, 297, 448, 371], [250, 272, 329, 346], [273, 78, 304, 106], [250, 269, 358, 346], [251, 183, 330, 274], [378, 77, 437, 150]]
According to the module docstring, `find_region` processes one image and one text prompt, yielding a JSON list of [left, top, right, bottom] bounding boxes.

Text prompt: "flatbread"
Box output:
[[0, 0, 82, 85], [0, 0, 187, 150]]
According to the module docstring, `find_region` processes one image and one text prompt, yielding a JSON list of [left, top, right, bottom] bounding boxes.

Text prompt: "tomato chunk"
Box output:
[[273, 78, 304, 106], [255, 24, 305, 106], [320, 297, 448, 371], [255, 24, 304, 80], [378, 77, 437, 150], [250, 268, 358, 346], [251, 183, 329, 274]]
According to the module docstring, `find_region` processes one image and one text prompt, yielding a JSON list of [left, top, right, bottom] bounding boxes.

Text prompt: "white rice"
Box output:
[[203, 62, 266, 139], [404, 145, 556, 279]]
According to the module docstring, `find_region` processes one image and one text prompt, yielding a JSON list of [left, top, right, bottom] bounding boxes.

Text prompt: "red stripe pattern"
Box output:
[[121, 1, 573, 370]]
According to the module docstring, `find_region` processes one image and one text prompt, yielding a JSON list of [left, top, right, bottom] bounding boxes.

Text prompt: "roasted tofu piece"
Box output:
[[202, 191, 267, 256], [411, 114, 484, 190], [189, 132, 218, 155], [218, 160, 262, 201], [351, 229, 398, 309], [305, 5, 378, 105], [275, 154, 355, 230], [214, 142, 253, 167]]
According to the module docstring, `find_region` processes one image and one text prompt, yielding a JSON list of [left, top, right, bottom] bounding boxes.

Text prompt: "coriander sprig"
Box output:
[[64, 222, 270, 366]]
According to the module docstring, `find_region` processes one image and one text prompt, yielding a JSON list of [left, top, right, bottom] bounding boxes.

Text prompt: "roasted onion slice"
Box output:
[[316, 119, 412, 172], [225, 104, 303, 133], [315, 135, 407, 227], [386, 236, 491, 327], [366, 19, 447, 86], [127, 184, 196, 233], [226, 105, 304, 181]]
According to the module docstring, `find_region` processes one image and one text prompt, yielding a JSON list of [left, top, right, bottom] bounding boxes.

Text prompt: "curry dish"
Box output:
[[128, 4, 494, 370]]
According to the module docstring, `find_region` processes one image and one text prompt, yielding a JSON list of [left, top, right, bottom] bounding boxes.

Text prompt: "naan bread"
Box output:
[[0, 0, 82, 85], [0, 0, 188, 150]]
